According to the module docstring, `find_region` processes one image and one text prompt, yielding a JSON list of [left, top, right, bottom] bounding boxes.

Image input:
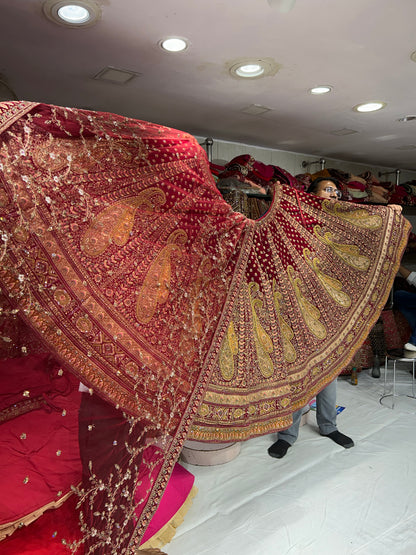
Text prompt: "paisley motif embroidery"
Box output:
[[81, 188, 166, 257], [303, 248, 351, 308], [32, 137, 134, 174], [314, 225, 370, 272], [322, 201, 382, 230], [288, 266, 327, 340], [249, 282, 274, 378], [136, 229, 188, 324], [272, 279, 297, 363], [219, 320, 238, 381]]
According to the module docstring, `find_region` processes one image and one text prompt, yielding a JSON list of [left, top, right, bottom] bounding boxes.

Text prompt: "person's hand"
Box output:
[[388, 204, 402, 214]]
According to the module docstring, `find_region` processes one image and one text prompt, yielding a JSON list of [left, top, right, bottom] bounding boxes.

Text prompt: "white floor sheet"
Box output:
[[168, 363, 416, 555]]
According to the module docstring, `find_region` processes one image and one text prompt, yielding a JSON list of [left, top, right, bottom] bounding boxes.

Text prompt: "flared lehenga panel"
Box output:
[[0, 101, 246, 553], [0, 101, 411, 552], [190, 188, 410, 441]]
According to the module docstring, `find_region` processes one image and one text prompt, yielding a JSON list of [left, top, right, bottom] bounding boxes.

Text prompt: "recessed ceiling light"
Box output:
[[353, 102, 386, 113], [236, 64, 264, 78], [411, 50, 416, 63], [159, 37, 189, 52], [43, 0, 101, 27], [398, 115, 416, 122], [309, 86, 332, 95], [228, 58, 280, 80]]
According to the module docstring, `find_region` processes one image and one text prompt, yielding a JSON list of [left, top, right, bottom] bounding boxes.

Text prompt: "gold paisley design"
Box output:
[[32, 137, 133, 174], [249, 282, 274, 378], [81, 188, 166, 257], [136, 229, 188, 324], [304, 248, 351, 308], [314, 226, 370, 272], [219, 320, 238, 381], [272, 279, 297, 363], [288, 266, 327, 340], [322, 201, 382, 230]]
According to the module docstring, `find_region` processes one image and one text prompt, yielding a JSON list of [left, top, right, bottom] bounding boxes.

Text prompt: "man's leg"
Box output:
[[268, 407, 303, 459], [317, 380, 354, 448]]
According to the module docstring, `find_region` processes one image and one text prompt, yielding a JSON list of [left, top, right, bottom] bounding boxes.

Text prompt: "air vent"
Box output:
[[93, 67, 140, 85]]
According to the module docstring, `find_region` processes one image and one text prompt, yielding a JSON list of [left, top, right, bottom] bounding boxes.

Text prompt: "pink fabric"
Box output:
[[140, 461, 194, 545]]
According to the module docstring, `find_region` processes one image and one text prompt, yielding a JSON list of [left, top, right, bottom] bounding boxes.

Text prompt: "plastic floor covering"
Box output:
[[168, 362, 416, 555]]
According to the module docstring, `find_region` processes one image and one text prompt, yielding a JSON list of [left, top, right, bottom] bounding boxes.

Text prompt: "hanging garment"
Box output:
[[0, 101, 410, 552]]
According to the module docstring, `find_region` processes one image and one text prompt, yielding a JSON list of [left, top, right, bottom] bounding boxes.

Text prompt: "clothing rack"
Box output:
[[200, 137, 214, 162], [246, 192, 273, 200], [378, 169, 401, 186], [301, 158, 326, 171]]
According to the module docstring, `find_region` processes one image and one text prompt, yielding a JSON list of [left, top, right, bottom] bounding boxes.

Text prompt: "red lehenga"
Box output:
[[0, 101, 410, 553]]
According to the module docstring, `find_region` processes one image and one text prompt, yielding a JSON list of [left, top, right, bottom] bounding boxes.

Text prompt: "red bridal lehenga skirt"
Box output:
[[0, 101, 410, 553]]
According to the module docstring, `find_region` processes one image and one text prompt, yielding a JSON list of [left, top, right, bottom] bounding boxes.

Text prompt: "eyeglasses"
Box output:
[[323, 187, 342, 199]]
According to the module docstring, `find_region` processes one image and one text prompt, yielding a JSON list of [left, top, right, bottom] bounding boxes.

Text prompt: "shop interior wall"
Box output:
[[194, 135, 416, 185], [195, 135, 416, 269]]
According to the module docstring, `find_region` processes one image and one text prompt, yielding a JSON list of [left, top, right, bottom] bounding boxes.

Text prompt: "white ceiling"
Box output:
[[1, 0, 416, 171]]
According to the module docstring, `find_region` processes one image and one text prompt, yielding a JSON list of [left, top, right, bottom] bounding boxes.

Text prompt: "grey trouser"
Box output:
[[277, 379, 338, 445]]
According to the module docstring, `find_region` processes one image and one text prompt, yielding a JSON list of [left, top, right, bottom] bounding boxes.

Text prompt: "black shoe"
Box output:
[[268, 439, 291, 459], [320, 430, 354, 449]]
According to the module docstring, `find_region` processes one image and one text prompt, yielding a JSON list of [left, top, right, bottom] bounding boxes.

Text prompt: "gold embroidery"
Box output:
[[272, 279, 296, 362], [303, 248, 351, 308], [288, 266, 327, 340], [181, 258, 213, 364], [249, 282, 274, 378], [314, 226, 370, 272], [219, 321, 238, 381], [54, 289, 71, 307], [76, 316, 93, 333], [136, 229, 188, 324], [198, 404, 209, 417], [81, 188, 166, 257], [322, 201, 382, 230], [32, 137, 133, 174]]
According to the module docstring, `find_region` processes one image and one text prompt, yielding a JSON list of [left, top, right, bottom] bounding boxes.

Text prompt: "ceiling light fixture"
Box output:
[[159, 37, 189, 52], [411, 50, 416, 63], [267, 0, 296, 13], [398, 115, 416, 122], [43, 0, 101, 27], [228, 58, 280, 80], [353, 102, 386, 113], [236, 64, 264, 78], [309, 86, 332, 95]]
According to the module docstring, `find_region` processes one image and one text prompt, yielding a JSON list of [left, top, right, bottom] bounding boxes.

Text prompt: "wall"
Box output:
[[194, 135, 416, 270], [194, 136, 416, 185]]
